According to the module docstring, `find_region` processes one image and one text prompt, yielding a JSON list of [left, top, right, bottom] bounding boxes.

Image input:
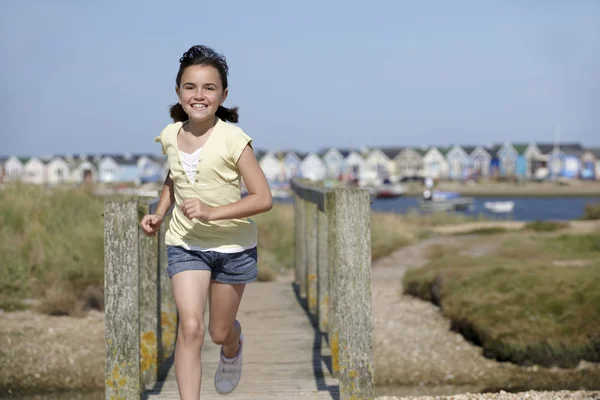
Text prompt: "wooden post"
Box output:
[[138, 199, 159, 390], [149, 198, 178, 375], [294, 193, 302, 287], [305, 201, 318, 317], [290, 179, 374, 399], [158, 218, 177, 375], [104, 200, 141, 399], [295, 194, 307, 298], [325, 191, 339, 379], [326, 189, 374, 400], [317, 209, 329, 334]]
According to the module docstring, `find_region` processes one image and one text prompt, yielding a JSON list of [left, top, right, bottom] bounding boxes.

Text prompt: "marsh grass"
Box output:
[[451, 227, 509, 235], [524, 220, 570, 232], [0, 183, 104, 314], [423, 243, 458, 259], [1, 184, 479, 315], [583, 202, 600, 220], [404, 230, 600, 367]]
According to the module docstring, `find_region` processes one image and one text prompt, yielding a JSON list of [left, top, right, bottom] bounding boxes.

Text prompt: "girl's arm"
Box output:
[[210, 145, 273, 221], [154, 172, 175, 217]]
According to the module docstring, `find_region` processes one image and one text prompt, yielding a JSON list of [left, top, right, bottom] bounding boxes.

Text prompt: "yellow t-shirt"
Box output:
[[154, 118, 257, 252]]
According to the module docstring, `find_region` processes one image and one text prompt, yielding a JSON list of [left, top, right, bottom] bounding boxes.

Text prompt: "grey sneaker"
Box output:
[[214, 333, 243, 394]]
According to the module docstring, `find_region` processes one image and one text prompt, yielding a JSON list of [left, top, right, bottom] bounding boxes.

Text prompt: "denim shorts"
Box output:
[[166, 245, 258, 284]]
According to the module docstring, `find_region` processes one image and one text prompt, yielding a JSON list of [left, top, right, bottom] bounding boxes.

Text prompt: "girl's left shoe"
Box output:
[[214, 332, 244, 394]]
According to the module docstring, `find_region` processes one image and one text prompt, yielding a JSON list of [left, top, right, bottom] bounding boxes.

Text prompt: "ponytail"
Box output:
[[216, 106, 239, 123], [169, 104, 240, 124], [169, 103, 188, 123]]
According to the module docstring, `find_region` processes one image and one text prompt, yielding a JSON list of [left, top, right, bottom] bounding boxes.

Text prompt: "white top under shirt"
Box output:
[[178, 149, 256, 254], [179, 148, 202, 182]]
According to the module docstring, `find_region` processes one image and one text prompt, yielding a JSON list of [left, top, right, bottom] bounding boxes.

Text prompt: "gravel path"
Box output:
[[371, 235, 600, 393], [372, 236, 507, 387], [0, 309, 104, 394]]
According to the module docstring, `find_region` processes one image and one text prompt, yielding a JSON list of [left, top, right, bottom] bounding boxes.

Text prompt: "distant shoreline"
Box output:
[[401, 182, 600, 198], [403, 191, 600, 198]]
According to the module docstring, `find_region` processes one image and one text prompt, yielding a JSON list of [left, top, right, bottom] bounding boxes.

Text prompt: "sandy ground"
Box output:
[[0, 309, 104, 394]]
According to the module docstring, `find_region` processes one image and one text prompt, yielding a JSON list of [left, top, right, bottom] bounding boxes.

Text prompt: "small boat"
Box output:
[[371, 179, 405, 199], [431, 191, 460, 202], [419, 191, 474, 212], [375, 184, 405, 199], [420, 197, 474, 212], [484, 201, 515, 213]]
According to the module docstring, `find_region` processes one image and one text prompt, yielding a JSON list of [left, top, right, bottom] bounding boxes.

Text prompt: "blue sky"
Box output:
[[1, 1, 598, 157]]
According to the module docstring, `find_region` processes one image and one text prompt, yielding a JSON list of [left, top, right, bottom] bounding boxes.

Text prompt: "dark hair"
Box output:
[[169, 45, 239, 123]]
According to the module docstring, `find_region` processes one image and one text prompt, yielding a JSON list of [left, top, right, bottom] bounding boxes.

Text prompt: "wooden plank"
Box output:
[[290, 179, 327, 212], [144, 279, 339, 399]]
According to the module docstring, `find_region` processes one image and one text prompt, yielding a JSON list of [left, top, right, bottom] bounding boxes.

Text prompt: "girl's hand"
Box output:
[[140, 214, 164, 237], [180, 198, 213, 221]]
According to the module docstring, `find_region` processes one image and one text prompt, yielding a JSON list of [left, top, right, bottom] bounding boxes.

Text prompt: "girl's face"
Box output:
[[176, 64, 228, 122]]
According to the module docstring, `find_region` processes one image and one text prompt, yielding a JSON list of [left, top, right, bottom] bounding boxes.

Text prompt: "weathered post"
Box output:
[[317, 209, 329, 334], [157, 218, 177, 375], [291, 179, 373, 399], [325, 191, 339, 378], [138, 199, 159, 389], [326, 189, 373, 400], [294, 193, 302, 287], [104, 200, 141, 399], [148, 199, 178, 373], [295, 194, 307, 298], [305, 201, 318, 317]]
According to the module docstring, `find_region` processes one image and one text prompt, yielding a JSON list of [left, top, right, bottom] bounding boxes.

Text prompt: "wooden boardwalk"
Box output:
[[143, 278, 340, 399]]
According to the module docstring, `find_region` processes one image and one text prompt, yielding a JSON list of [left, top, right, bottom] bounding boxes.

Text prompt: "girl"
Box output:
[[141, 45, 272, 399]]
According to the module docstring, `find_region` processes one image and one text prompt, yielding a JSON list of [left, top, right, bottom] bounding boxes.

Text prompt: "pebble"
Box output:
[[376, 390, 600, 400]]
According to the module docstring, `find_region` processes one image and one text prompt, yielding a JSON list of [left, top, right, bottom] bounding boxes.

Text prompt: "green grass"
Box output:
[[583, 202, 600, 220], [449, 220, 570, 237], [401, 209, 486, 226], [2, 184, 450, 315], [524, 220, 570, 232], [404, 231, 600, 367], [452, 227, 509, 236], [255, 205, 479, 271], [0, 183, 105, 314], [0, 182, 488, 315], [422, 243, 458, 260], [371, 212, 426, 260], [253, 204, 295, 278]]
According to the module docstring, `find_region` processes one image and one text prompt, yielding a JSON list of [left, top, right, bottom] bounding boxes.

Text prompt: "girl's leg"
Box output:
[[209, 282, 246, 394], [208, 247, 256, 394], [208, 282, 245, 356], [172, 270, 212, 400]]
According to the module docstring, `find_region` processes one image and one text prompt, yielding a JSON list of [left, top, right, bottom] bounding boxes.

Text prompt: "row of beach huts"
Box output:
[[1, 142, 600, 187]]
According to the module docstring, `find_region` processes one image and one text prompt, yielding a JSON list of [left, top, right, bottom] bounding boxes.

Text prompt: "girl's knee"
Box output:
[[209, 322, 236, 345], [179, 317, 205, 344]]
